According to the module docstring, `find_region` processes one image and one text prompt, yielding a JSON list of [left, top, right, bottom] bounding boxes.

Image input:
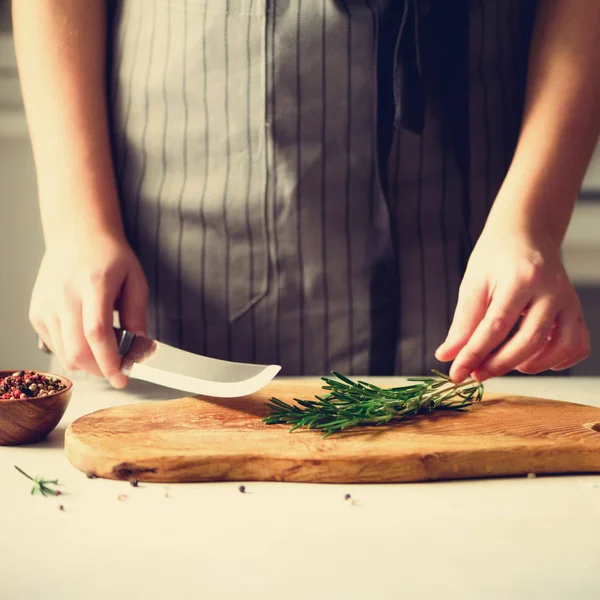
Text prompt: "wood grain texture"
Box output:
[[64, 381, 600, 483]]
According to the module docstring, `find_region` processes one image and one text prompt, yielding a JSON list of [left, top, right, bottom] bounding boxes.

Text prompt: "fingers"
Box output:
[[441, 232, 589, 381], [471, 297, 557, 381], [29, 240, 148, 388], [32, 317, 65, 365], [435, 282, 489, 363], [448, 283, 529, 383], [46, 318, 69, 371], [81, 273, 127, 389], [516, 314, 590, 375], [59, 296, 103, 378], [118, 268, 148, 337], [31, 281, 110, 380], [30, 295, 68, 369]]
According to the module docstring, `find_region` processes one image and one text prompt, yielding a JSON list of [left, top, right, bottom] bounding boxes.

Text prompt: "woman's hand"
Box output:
[[29, 233, 148, 388], [435, 223, 590, 383]]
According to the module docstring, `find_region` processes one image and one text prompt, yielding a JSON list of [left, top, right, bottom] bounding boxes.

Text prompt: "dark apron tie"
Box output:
[[390, 0, 473, 263], [393, 0, 427, 135]]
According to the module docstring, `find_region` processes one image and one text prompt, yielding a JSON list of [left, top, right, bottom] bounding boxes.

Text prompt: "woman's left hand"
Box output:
[[435, 222, 590, 383]]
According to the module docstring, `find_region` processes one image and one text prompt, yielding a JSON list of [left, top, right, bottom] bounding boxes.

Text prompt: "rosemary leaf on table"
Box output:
[[14, 466, 62, 497], [263, 370, 484, 438]]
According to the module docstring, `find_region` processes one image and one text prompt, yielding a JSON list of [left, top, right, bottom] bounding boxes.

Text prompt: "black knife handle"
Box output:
[[115, 328, 136, 358]]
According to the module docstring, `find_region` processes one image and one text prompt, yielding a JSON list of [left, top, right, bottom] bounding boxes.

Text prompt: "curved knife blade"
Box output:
[[116, 329, 280, 398]]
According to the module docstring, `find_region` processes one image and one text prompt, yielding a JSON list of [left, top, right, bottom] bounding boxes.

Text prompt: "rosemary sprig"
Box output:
[[15, 465, 62, 497], [263, 370, 484, 438]]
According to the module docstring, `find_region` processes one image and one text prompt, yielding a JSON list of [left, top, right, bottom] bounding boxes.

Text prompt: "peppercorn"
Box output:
[[0, 370, 66, 401], [238, 485, 246, 494]]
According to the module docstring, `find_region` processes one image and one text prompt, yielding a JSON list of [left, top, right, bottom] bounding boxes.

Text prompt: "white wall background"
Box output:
[[1, 16, 599, 374]]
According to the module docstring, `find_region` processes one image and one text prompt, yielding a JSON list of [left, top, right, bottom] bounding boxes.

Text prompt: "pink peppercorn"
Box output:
[[0, 371, 66, 401]]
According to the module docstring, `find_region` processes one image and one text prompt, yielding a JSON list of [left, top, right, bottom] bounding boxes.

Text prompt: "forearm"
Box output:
[[12, 0, 124, 247], [488, 0, 600, 246]]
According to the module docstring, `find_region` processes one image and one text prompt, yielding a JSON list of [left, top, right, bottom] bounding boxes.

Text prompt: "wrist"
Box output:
[[38, 174, 125, 249], [44, 225, 126, 254], [41, 199, 126, 251], [486, 178, 573, 249]]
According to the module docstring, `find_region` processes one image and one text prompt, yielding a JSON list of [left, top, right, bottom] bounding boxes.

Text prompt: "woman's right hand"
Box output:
[[29, 233, 148, 388]]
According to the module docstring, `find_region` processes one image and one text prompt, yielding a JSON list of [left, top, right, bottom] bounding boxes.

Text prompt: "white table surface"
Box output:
[[2, 375, 600, 600]]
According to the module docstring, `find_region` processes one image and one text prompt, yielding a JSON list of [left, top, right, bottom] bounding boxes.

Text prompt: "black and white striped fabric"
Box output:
[[107, 0, 537, 376]]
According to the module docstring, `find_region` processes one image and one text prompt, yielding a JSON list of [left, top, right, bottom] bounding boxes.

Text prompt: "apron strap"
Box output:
[[393, 0, 428, 135]]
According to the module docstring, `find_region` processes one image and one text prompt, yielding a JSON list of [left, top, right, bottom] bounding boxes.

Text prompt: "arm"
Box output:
[[13, 0, 147, 387], [489, 0, 600, 245], [436, 0, 600, 382], [13, 0, 123, 245]]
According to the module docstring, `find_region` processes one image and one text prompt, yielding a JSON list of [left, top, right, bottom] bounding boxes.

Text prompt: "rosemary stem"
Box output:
[[14, 465, 34, 482], [263, 371, 484, 437], [419, 379, 477, 406]]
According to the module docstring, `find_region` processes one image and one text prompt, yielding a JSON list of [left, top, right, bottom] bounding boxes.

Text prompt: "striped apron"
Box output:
[[107, 0, 537, 376]]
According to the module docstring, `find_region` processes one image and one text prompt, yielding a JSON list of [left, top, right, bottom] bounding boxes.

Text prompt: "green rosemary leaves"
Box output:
[[263, 370, 484, 438], [15, 465, 62, 497]]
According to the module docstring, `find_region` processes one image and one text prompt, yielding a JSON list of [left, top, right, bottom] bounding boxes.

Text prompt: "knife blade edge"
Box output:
[[127, 362, 281, 398]]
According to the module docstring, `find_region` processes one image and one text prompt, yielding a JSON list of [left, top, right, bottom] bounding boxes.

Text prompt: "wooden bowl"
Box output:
[[0, 371, 73, 445]]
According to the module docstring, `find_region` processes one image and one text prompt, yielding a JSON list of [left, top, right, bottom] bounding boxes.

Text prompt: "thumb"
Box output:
[[435, 282, 488, 363], [118, 267, 148, 337]]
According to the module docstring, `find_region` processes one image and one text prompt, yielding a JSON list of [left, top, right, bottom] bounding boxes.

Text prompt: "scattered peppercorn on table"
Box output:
[[2, 374, 600, 599]]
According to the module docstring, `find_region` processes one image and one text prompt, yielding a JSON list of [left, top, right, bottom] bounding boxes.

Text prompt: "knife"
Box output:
[[39, 329, 281, 398], [115, 328, 281, 398]]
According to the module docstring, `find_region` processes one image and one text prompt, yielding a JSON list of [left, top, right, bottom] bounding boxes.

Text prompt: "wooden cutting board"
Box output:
[[64, 381, 600, 483]]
